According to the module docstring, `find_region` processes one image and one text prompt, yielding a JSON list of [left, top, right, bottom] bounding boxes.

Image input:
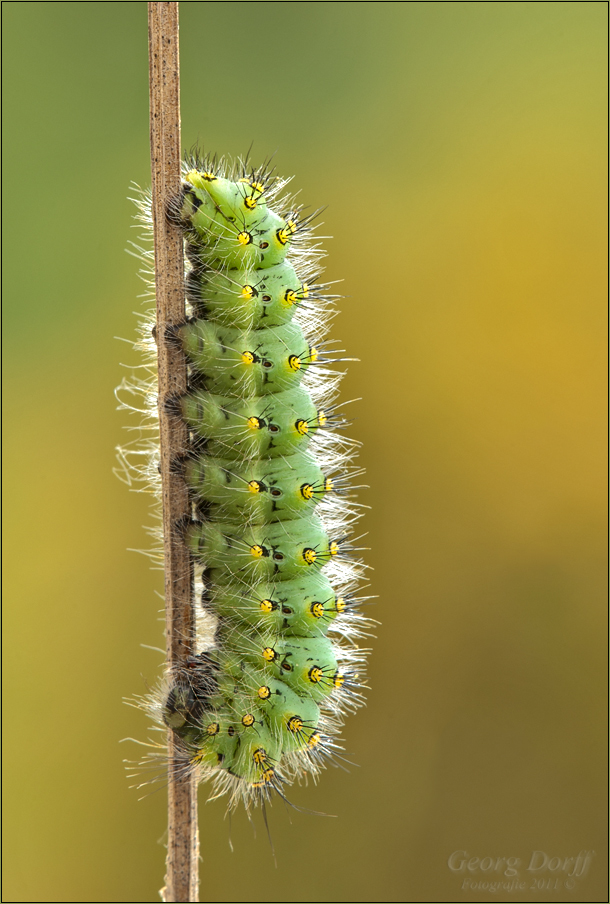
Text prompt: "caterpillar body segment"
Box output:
[[184, 449, 329, 522], [173, 173, 293, 269], [185, 261, 306, 330], [205, 572, 342, 637], [185, 514, 337, 582], [178, 319, 315, 396], [133, 154, 368, 810], [178, 385, 323, 459]]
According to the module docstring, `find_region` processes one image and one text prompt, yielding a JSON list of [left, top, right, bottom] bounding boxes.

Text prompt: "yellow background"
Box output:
[[3, 2, 607, 902]]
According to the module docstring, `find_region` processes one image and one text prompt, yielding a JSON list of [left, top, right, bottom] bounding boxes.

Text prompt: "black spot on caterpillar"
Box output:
[[119, 153, 370, 810]]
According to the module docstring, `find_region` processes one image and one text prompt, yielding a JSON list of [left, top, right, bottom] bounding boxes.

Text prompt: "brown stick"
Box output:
[[148, 3, 199, 902]]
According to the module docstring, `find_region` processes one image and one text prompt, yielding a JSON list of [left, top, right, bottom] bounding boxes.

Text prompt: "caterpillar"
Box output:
[[119, 153, 369, 811]]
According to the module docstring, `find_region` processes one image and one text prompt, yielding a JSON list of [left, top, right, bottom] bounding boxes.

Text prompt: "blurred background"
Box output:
[[2, 2, 607, 902]]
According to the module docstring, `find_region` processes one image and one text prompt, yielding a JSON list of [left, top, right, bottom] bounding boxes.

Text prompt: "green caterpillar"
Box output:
[[130, 155, 368, 809]]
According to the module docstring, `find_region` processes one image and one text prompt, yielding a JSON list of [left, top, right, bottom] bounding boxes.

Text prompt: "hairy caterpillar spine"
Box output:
[[120, 154, 369, 810]]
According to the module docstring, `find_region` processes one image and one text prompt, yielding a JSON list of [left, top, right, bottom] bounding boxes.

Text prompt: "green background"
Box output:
[[3, 2, 607, 902]]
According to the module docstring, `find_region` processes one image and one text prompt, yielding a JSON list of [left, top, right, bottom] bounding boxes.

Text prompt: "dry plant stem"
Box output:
[[148, 3, 199, 902]]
